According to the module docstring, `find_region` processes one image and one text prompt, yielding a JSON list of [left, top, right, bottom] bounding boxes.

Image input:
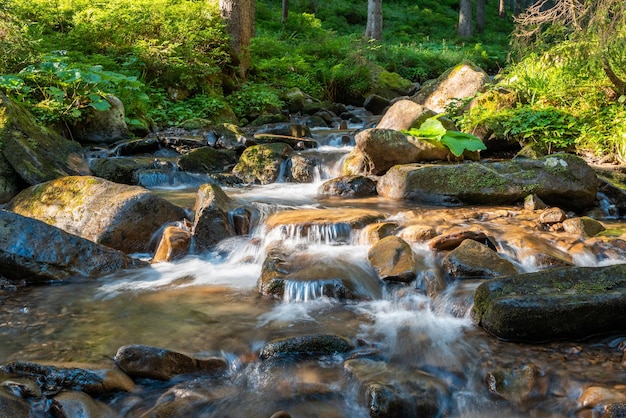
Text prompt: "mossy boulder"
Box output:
[[259, 334, 355, 360], [471, 264, 626, 342], [5, 176, 186, 253], [370, 70, 415, 100], [232, 143, 293, 184], [0, 92, 87, 186], [412, 61, 491, 113], [0, 210, 145, 283], [0, 151, 23, 203], [377, 153, 597, 211], [177, 147, 237, 174]]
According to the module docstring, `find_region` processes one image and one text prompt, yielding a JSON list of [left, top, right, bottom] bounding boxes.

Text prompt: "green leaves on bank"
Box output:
[[402, 115, 486, 157]]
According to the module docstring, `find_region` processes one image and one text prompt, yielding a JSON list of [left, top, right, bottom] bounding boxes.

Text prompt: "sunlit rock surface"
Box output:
[[5, 176, 186, 253], [233, 143, 293, 184], [378, 154, 597, 211], [471, 264, 626, 342], [0, 210, 145, 283], [367, 236, 417, 283], [442, 239, 518, 279]]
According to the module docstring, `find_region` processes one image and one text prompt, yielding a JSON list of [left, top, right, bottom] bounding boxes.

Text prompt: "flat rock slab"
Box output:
[[471, 264, 626, 342], [377, 154, 597, 211], [265, 208, 386, 231]]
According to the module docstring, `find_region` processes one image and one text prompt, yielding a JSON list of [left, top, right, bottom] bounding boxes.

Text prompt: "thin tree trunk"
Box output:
[[499, 0, 506, 17], [282, 0, 288, 24], [220, 0, 255, 78], [365, 0, 383, 41], [458, 0, 473, 37], [476, 0, 485, 33], [602, 55, 626, 95]]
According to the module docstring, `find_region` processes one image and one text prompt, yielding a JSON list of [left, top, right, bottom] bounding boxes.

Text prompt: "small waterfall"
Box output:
[[282, 279, 345, 302], [597, 192, 620, 219], [268, 223, 354, 246], [137, 170, 214, 189]]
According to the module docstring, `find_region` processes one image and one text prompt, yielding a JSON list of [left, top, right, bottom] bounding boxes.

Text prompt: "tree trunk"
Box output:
[[476, 0, 485, 33], [365, 0, 383, 41], [282, 0, 288, 24], [499, 0, 506, 17], [602, 55, 626, 95], [220, 0, 255, 78], [458, 0, 473, 37]]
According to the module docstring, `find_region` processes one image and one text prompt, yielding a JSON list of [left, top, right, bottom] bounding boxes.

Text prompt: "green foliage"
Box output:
[[0, 10, 37, 74], [225, 83, 283, 120], [148, 91, 227, 127], [0, 55, 148, 124], [403, 115, 486, 157]]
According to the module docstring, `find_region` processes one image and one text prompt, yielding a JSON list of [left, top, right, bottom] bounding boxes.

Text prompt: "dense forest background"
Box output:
[[0, 0, 625, 159]]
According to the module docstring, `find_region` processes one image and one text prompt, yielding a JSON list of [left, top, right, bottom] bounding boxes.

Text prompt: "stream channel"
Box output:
[[1, 112, 626, 417]]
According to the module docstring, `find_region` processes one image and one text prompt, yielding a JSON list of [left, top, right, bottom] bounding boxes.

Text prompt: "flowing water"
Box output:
[[1, 121, 626, 417]]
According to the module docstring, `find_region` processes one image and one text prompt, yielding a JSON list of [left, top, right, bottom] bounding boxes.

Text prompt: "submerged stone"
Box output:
[[471, 264, 626, 342], [259, 334, 355, 360], [377, 153, 597, 211], [368, 236, 417, 283]]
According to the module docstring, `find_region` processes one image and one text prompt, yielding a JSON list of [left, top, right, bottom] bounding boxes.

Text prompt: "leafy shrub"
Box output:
[[148, 91, 227, 127], [226, 83, 283, 120]]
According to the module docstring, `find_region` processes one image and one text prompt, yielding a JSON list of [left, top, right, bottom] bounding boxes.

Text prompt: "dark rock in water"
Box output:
[[442, 239, 517, 279], [0, 92, 87, 186], [5, 176, 186, 254], [0, 388, 30, 417], [51, 390, 117, 417], [89, 156, 157, 185], [429, 228, 496, 252], [0, 361, 135, 395], [0, 210, 146, 283], [368, 236, 417, 283], [485, 363, 544, 404], [177, 146, 237, 174], [318, 175, 377, 198], [471, 264, 626, 342], [287, 154, 317, 183], [363, 94, 390, 115], [378, 154, 597, 211], [113, 137, 160, 156], [115, 344, 227, 381], [344, 358, 444, 418], [259, 334, 355, 360]]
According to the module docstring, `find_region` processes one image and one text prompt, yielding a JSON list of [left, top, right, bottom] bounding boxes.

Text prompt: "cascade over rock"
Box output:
[[5, 176, 186, 253], [0, 210, 145, 283], [377, 154, 597, 211], [471, 264, 626, 342], [0, 92, 87, 189]]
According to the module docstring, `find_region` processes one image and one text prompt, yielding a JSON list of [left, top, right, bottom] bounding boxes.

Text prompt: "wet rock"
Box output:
[[0, 388, 30, 417], [359, 222, 398, 245], [210, 123, 250, 151], [363, 94, 390, 115], [113, 137, 160, 156], [524, 194, 547, 211], [252, 122, 312, 140], [0, 152, 23, 204], [71, 94, 130, 144], [377, 99, 437, 131], [0, 361, 135, 395], [191, 183, 257, 252], [344, 358, 444, 418], [604, 402, 626, 418], [89, 157, 158, 185], [264, 208, 386, 235], [485, 363, 544, 404], [284, 87, 305, 113], [0, 210, 145, 283], [318, 175, 378, 198], [368, 236, 417, 283], [177, 147, 237, 174], [377, 154, 597, 211], [153, 223, 192, 263], [257, 246, 382, 300], [270, 411, 292, 418], [0, 92, 87, 186], [442, 239, 517, 279], [51, 390, 117, 417], [232, 143, 293, 184], [5, 176, 186, 254], [538, 207, 567, 225], [417, 269, 447, 298], [398, 224, 436, 242], [429, 227, 495, 252], [0, 376, 42, 398], [411, 61, 491, 113], [578, 386, 626, 409], [563, 216, 605, 237], [114, 345, 227, 381], [343, 128, 451, 176], [287, 154, 317, 183], [259, 334, 355, 360], [471, 264, 626, 342]]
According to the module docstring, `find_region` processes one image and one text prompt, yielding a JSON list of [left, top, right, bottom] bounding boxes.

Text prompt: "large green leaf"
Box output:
[[440, 131, 487, 157]]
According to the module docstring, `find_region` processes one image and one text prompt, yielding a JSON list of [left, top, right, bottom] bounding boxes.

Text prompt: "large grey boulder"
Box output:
[[343, 128, 452, 176], [0, 210, 145, 283], [0, 92, 87, 187], [412, 61, 491, 113], [70, 94, 130, 144], [377, 100, 436, 131], [471, 264, 626, 342], [377, 154, 597, 211], [5, 176, 186, 253]]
